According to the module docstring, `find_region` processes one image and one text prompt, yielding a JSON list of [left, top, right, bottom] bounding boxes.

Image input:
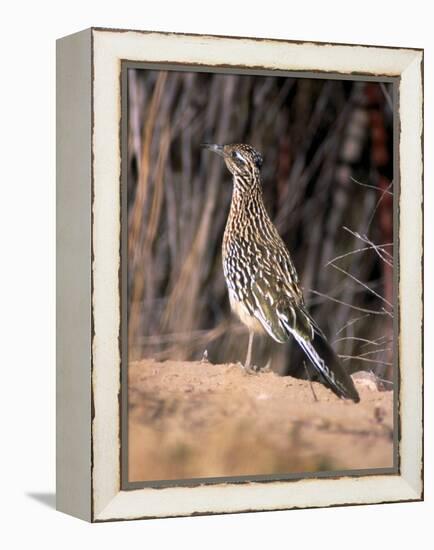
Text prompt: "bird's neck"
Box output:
[[230, 172, 263, 210], [224, 172, 268, 245]]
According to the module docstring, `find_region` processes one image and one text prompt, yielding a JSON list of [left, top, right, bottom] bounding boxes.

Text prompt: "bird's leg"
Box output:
[[251, 356, 272, 373], [245, 330, 254, 369], [262, 356, 272, 372], [243, 332, 272, 374]]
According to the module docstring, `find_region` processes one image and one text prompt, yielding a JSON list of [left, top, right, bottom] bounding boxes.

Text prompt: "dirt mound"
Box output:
[[128, 360, 394, 482]]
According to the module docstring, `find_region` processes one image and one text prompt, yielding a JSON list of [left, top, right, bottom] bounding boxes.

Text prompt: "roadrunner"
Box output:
[[202, 143, 360, 403]]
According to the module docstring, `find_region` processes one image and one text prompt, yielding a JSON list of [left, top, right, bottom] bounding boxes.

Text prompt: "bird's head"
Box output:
[[201, 143, 263, 179]]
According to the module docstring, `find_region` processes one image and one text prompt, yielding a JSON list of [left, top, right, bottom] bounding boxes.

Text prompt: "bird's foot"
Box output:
[[243, 362, 271, 375]]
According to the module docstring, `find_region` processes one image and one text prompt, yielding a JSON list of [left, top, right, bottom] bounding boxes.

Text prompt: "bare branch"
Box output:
[[335, 314, 371, 336], [333, 335, 384, 346], [360, 335, 392, 348], [380, 83, 393, 111], [355, 347, 392, 358], [367, 181, 394, 230], [350, 176, 393, 195], [339, 355, 392, 367], [342, 226, 393, 261], [309, 290, 390, 316], [325, 244, 393, 268], [328, 262, 393, 308]]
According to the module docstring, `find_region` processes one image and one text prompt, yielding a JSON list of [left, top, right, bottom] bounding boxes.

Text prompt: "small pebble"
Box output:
[[257, 393, 270, 401], [374, 405, 386, 423]]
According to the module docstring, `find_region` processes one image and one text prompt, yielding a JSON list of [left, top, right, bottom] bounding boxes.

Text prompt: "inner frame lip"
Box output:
[[120, 59, 401, 492]]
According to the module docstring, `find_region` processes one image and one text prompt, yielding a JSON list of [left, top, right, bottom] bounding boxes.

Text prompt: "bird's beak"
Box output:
[[201, 143, 225, 157]]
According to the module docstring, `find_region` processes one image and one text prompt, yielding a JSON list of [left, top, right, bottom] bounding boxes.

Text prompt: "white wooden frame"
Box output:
[[56, 28, 423, 522]]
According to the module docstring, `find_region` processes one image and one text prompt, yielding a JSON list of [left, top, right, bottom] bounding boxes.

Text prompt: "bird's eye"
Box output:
[[231, 151, 244, 163]]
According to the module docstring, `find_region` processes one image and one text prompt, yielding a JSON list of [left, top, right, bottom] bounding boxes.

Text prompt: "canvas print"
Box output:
[[124, 67, 395, 485]]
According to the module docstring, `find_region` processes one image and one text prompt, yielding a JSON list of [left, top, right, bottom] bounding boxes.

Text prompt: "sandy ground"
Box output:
[[128, 359, 394, 482]]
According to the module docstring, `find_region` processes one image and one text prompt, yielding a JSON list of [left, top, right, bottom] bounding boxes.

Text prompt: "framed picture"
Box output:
[[56, 28, 423, 522]]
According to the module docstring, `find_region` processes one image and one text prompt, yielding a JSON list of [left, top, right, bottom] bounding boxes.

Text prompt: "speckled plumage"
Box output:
[[203, 142, 360, 402]]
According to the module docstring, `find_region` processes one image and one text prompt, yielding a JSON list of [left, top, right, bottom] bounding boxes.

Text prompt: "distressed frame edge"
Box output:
[[90, 29, 423, 522], [397, 51, 424, 499], [94, 476, 421, 522], [91, 25, 424, 55], [56, 28, 93, 522]]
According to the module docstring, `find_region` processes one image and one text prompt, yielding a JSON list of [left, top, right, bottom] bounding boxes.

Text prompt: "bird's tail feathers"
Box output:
[[292, 330, 360, 403]]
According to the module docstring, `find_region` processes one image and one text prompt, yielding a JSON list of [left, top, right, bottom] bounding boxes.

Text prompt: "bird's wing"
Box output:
[[249, 271, 314, 343], [223, 237, 310, 343], [250, 276, 359, 401], [255, 270, 359, 401]]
